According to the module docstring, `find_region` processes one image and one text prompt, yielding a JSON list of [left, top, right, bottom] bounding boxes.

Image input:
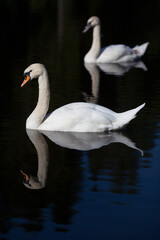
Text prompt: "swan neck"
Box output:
[[84, 24, 101, 63], [27, 130, 49, 189], [91, 24, 101, 51], [34, 132, 49, 188], [26, 70, 50, 129], [91, 66, 100, 99]]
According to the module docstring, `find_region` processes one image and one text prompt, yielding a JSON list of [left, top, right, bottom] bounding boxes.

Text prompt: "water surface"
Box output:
[[0, 1, 160, 239]]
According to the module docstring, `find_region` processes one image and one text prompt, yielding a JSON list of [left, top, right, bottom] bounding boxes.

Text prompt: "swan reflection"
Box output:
[[83, 63, 100, 103], [41, 130, 143, 154], [21, 129, 49, 190], [21, 130, 143, 190], [83, 61, 147, 104], [98, 61, 147, 76]]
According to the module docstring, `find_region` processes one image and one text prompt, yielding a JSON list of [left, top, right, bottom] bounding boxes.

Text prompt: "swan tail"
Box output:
[[115, 103, 145, 129], [133, 42, 149, 57]]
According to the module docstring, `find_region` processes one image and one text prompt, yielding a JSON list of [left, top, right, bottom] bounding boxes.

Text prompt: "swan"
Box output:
[[83, 16, 149, 63], [21, 63, 145, 132]]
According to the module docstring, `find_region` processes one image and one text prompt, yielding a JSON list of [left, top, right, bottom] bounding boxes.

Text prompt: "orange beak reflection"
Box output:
[[20, 170, 30, 183], [21, 74, 31, 87]]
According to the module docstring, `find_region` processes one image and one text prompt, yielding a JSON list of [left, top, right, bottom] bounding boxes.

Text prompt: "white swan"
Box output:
[[83, 16, 149, 63], [21, 63, 145, 132]]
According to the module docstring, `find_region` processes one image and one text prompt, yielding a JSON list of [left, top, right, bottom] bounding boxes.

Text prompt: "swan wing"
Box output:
[[38, 102, 117, 132], [97, 44, 135, 63]]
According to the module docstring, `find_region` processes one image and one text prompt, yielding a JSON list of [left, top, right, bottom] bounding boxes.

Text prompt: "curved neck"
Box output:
[[84, 63, 100, 102], [26, 130, 49, 189], [85, 24, 101, 63], [90, 65, 100, 99], [26, 70, 50, 129]]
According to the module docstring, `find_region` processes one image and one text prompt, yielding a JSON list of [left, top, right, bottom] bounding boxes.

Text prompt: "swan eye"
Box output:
[[24, 74, 30, 81], [24, 70, 32, 77], [24, 74, 28, 80]]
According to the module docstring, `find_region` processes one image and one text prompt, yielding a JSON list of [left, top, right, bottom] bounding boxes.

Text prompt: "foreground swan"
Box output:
[[83, 16, 149, 63], [21, 63, 145, 132]]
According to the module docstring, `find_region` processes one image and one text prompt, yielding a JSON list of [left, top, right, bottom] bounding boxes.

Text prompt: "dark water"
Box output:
[[0, 1, 160, 239]]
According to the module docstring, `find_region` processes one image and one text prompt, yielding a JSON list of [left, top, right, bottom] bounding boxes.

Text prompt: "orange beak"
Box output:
[[21, 74, 31, 87], [20, 170, 30, 183]]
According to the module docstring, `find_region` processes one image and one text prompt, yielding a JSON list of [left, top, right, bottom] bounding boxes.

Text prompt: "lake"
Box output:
[[0, 1, 160, 239]]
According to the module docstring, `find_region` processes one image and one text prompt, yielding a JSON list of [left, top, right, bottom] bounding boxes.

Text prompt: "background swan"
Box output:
[[21, 63, 145, 132], [83, 16, 149, 63]]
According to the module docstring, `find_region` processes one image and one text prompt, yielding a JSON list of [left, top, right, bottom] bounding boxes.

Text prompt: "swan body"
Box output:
[[21, 63, 145, 132], [83, 16, 149, 63]]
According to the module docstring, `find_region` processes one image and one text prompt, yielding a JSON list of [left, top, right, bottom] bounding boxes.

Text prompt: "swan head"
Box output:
[[21, 63, 45, 87], [20, 170, 45, 190], [83, 16, 100, 33]]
